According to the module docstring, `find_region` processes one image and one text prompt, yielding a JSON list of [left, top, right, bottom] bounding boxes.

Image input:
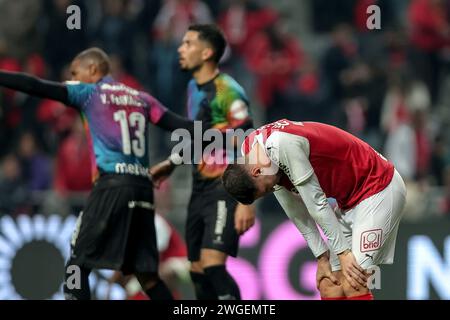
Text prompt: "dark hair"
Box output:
[[222, 164, 257, 205], [188, 24, 226, 64], [75, 47, 111, 75]]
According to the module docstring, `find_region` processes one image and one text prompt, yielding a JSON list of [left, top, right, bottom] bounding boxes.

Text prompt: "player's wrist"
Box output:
[[337, 249, 351, 257], [168, 153, 183, 166], [317, 250, 330, 261]]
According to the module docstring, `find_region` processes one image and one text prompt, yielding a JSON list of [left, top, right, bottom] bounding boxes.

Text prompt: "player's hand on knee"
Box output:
[[338, 250, 367, 289], [234, 203, 256, 235], [316, 251, 340, 290], [149, 159, 176, 188]]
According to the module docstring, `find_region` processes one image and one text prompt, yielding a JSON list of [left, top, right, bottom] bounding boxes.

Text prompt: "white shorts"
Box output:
[[330, 169, 407, 271]]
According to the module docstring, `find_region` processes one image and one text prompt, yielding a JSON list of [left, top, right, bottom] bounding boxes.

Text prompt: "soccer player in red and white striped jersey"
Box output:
[[222, 119, 407, 300]]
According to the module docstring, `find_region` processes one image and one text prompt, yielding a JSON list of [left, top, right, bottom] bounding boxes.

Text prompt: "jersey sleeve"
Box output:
[[141, 92, 168, 124], [294, 173, 350, 255], [211, 82, 251, 131], [274, 188, 329, 258], [65, 81, 97, 110], [226, 98, 251, 128], [264, 131, 314, 185]]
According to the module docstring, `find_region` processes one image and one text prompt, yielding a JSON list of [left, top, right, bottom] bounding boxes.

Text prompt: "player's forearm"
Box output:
[[156, 110, 195, 135], [305, 203, 349, 256], [295, 175, 350, 256], [0, 70, 69, 103], [316, 250, 330, 261], [275, 189, 328, 258]]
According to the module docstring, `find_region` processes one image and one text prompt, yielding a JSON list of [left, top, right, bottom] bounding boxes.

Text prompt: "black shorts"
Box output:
[[186, 184, 239, 262], [69, 174, 158, 275]]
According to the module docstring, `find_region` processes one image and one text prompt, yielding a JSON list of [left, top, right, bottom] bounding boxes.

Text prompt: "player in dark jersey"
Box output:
[[150, 25, 255, 300], [0, 48, 198, 300]]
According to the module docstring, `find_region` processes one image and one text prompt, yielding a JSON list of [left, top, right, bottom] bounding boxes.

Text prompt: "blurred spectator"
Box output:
[[322, 24, 380, 131], [408, 0, 450, 103], [42, 0, 88, 78], [381, 73, 431, 132], [430, 133, 450, 185], [54, 118, 92, 196], [342, 95, 369, 136], [312, 0, 355, 33], [219, 0, 278, 57], [0, 0, 42, 59], [17, 54, 51, 144], [0, 53, 22, 155], [33, 65, 79, 153], [110, 54, 143, 90], [95, 0, 135, 72], [0, 154, 30, 215], [37, 97, 78, 154], [438, 166, 450, 215], [134, 0, 163, 44], [153, 0, 213, 43], [383, 29, 409, 71], [218, 0, 277, 98], [381, 72, 431, 180], [322, 24, 360, 103], [412, 109, 432, 180], [383, 119, 417, 181], [245, 21, 304, 121], [17, 132, 52, 191], [271, 58, 328, 124], [203, 0, 222, 19], [0, 54, 22, 119]]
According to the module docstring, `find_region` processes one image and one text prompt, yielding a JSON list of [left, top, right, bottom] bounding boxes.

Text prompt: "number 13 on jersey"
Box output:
[[114, 110, 146, 157]]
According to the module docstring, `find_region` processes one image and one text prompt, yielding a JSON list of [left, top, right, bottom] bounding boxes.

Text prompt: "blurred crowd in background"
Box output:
[[0, 0, 449, 222]]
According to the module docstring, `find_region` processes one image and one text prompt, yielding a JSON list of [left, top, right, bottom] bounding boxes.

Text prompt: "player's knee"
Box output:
[[200, 249, 227, 268], [341, 277, 369, 296], [318, 278, 344, 298], [318, 278, 334, 294], [342, 278, 356, 293]]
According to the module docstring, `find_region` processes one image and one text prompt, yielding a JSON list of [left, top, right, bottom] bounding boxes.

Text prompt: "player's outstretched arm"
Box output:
[[155, 109, 254, 136], [155, 110, 196, 135], [0, 70, 69, 104]]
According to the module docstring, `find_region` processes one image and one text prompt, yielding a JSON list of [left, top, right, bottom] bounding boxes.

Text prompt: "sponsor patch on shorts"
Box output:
[[360, 229, 382, 252]]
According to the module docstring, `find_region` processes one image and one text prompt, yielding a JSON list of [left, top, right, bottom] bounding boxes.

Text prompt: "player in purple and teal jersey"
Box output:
[[0, 48, 196, 300]]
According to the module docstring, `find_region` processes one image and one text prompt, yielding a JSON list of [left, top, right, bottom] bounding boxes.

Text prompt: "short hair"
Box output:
[[74, 47, 110, 75], [188, 24, 226, 64], [222, 164, 257, 205]]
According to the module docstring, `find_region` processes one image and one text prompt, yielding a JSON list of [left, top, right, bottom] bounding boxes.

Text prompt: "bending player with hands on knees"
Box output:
[[222, 119, 406, 300]]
